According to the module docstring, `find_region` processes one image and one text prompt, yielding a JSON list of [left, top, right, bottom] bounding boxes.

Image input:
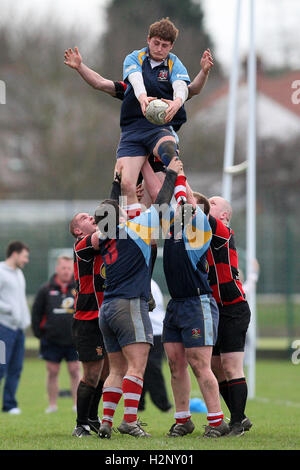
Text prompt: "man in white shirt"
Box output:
[[0, 241, 30, 414]]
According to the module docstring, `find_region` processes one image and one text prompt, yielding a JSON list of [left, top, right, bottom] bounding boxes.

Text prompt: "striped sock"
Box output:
[[102, 387, 123, 427], [124, 203, 141, 219], [174, 411, 191, 424], [174, 175, 187, 205], [207, 411, 224, 427], [123, 375, 143, 423]]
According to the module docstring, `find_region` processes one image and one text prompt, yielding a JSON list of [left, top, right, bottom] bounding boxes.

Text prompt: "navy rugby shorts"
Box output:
[[162, 294, 219, 348], [116, 126, 177, 159], [40, 338, 78, 363]]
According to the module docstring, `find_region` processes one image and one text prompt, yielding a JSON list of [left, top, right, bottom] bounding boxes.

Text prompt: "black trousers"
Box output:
[[139, 335, 172, 412]]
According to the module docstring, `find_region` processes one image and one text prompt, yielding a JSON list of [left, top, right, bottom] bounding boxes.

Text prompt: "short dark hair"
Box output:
[[6, 241, 29, 259]]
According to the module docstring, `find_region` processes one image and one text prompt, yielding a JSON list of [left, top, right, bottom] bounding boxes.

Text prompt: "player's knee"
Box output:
[[167, 356, 188, 377], [156, 140, 178, 166], [47, 363, 59, 378], [121, 177, 136, 198], [221, 358, 243, 381]]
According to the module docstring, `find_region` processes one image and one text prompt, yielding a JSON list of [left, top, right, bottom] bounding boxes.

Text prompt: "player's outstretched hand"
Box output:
[[136, 183, 144, 202], [201, 48, 214, 75], [167, 157, 183, 174], [64, 46, 82, 70]]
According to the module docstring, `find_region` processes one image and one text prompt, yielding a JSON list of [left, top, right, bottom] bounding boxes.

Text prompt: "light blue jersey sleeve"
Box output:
[[168, 53, 190, 85], [120, 206, 161, 266], [183, 207, 212, 269], [123, 48, 147, 81]]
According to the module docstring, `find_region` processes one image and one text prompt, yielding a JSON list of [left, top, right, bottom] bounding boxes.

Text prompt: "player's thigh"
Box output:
[[122, 342, 151, 373], [152, 134, 177, 158], [82, 359, 104, 386], [117, 155, 146, 175], [66, 360, 81, 376], [106, 350, 127, 379], [220, 351, 245, 379], [185, 345, 213, 370], [163, 342, 188, 371], [46, 360, 60, 376]]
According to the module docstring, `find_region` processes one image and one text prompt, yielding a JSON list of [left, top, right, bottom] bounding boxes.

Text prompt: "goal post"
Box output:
[[222, 0, 257, 399]]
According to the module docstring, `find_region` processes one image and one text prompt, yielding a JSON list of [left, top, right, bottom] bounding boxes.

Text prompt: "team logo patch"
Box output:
[[192, 328, 201, 338], [158, 69, 168, 81], [96, 346, 103, 356], [205, 259, 209, 272], [100, 263, 106, 279]]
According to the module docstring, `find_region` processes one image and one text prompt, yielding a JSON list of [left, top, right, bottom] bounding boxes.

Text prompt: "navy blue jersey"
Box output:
[[98, 206, 160, 302], [163, 207, 212, 299], [121, 47, 190, 131]]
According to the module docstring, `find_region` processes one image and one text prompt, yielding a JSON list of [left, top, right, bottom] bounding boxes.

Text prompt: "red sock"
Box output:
[[174, 411, 191, 424], [124, 203, 141, 219], [207, 411, 224, 427], [102, 387, 123, 427], [122, 375, 143, 423], [174, 175, 187, 205]]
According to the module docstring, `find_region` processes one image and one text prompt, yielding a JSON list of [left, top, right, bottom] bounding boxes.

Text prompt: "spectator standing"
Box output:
[[0, 241, 30, 414], [31, 255, 81, 413]]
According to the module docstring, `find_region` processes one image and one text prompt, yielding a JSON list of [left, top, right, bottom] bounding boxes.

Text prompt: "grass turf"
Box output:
[[0, 357, 300, 451]]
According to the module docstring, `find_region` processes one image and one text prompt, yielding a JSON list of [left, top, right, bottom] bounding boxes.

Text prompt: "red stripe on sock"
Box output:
[[123, 376, 143, 423], [228, 381, 246, 386], [102, 388, 122, 426], [176, 417, 190, 424], [207, 412, 224, 427]]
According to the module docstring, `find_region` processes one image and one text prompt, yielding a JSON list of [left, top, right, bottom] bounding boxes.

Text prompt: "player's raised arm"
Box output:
[[64, 46, 117, 96], [154, 157, 183, 208], [188, 49, 214, 98]]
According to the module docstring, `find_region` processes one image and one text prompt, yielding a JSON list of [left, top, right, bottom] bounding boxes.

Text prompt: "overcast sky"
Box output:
[[1, 0, 299, 73]]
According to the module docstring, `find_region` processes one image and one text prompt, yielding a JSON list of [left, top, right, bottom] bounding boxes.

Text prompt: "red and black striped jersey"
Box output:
[[113, 81, 127, 101], [73, 235, 105, 320], [207, 215, 245, 307]]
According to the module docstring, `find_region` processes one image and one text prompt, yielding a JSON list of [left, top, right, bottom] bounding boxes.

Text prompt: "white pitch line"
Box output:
[[254, 397, 300, 408]]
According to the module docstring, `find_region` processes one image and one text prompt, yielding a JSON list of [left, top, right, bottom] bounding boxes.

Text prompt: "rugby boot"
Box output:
[[117, 420, 151, 437], [72, 424, 91, 437], [167, 419, 195, 437], [203, 419, 230, 438], [98, 421, 112, 439]]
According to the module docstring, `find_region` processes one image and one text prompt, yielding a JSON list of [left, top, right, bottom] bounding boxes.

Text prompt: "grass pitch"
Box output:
[[0, 357, 300, 452]]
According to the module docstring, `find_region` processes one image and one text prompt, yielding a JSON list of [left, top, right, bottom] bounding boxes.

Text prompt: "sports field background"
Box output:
[[1, 356, 299, 451]]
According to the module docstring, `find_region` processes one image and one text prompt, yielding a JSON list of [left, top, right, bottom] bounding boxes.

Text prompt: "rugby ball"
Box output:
[[145, 99, 169, 125]]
